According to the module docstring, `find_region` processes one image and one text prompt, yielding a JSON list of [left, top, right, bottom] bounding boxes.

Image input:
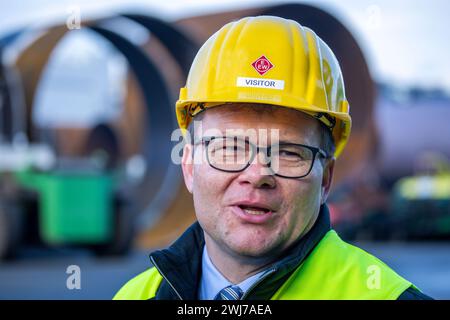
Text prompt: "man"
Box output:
[[114, 16, 431, 300]]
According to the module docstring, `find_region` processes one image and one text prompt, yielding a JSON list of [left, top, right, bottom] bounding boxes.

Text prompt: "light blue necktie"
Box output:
[[214, 285, 244, 300]]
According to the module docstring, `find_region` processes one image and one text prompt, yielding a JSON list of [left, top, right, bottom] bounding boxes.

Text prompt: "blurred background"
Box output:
[[0, 0, 449, 299]]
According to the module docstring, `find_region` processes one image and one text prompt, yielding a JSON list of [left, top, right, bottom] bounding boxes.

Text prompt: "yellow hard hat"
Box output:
[[176, 16, 351, 158]]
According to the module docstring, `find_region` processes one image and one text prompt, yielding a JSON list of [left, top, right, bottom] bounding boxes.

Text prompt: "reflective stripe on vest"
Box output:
[[113, 230, 414, 300]]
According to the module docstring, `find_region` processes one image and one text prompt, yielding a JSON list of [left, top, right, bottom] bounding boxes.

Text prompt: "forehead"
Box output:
[[197, 104, 321, 144]]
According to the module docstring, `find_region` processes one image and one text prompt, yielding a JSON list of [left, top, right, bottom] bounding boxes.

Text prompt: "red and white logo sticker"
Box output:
[[252, 55, 274, 75]]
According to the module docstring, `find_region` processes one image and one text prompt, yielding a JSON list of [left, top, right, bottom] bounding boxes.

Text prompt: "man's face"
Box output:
[[181, 104, 334, 262]]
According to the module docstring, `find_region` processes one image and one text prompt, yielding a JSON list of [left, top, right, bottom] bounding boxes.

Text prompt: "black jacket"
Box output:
[[149, 205, 432, 300]]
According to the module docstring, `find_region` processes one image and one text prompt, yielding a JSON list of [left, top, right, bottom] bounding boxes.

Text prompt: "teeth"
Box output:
[[243, 208, 268, 215]]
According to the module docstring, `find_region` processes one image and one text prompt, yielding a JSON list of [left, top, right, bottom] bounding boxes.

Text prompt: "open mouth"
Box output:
[[231, 203, 275, 224], [238, 205, 271, 216]]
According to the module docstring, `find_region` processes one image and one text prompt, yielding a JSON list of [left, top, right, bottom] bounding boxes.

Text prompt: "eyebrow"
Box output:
[[199, 135, 308, 146], [276, 140, 305, 145], [244, 137, 307, 146]]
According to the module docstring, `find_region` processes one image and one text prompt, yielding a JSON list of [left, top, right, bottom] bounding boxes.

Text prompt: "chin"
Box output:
[[226, 238, 280, 258]]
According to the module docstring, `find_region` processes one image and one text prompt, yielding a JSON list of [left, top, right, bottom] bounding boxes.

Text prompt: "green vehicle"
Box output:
[[0, 143, 136, 260], [391, 172, 450, 240]]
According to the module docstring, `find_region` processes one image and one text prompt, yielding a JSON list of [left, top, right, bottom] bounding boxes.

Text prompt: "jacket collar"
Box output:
[[149, 204, 331, 300]]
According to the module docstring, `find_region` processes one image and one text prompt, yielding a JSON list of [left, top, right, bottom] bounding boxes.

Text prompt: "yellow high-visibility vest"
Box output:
[[114, 230, 415, 300]]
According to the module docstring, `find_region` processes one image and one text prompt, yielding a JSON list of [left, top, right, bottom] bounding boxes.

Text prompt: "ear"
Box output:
[[320, 158, 335, 205], [181, 143, 194, 193]]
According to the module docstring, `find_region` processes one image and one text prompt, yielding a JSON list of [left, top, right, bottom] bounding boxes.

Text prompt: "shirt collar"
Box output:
[[198, 244, 269, 299]]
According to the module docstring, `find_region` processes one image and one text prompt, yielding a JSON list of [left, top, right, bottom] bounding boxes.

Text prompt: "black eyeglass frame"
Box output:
[[194, 136, 329, 179]]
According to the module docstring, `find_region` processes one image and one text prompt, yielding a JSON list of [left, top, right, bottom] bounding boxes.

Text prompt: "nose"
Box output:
[[236, 151, 276, 189]]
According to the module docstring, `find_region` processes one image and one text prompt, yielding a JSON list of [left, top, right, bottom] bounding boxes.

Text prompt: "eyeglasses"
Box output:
[[194, 136, 329, 179]]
